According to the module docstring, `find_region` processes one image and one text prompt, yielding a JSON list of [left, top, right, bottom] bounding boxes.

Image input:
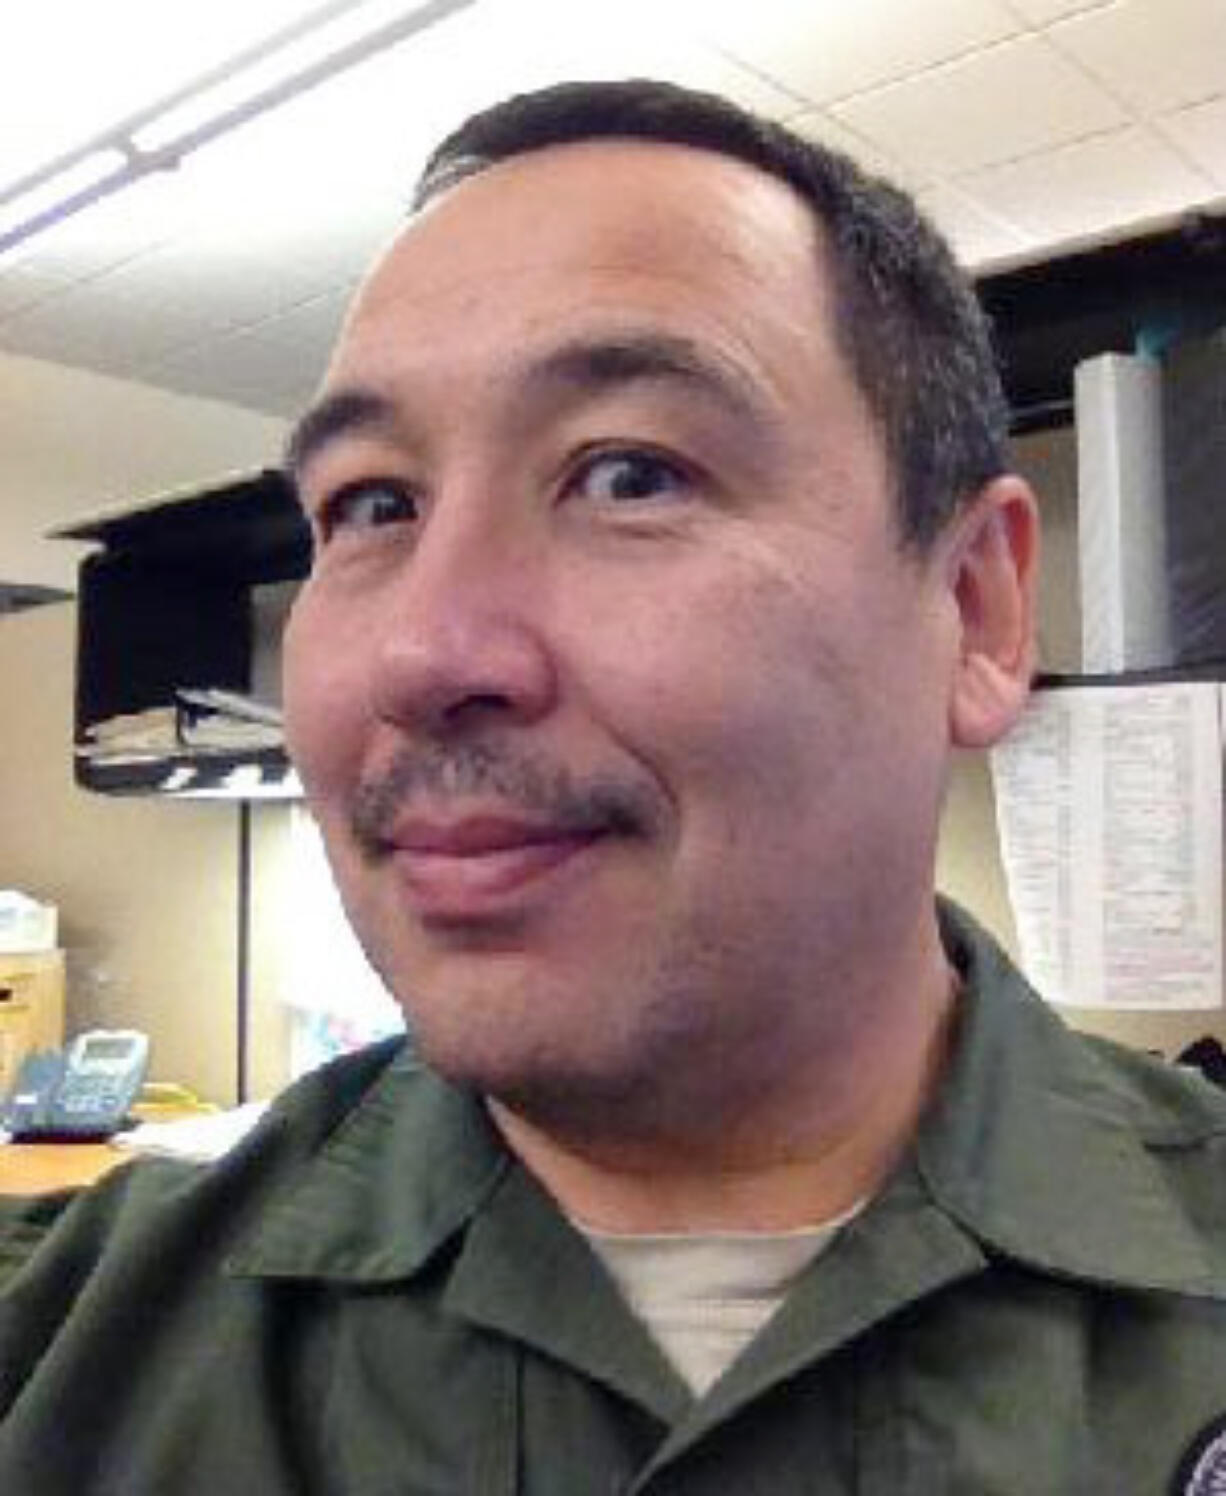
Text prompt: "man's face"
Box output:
[[283, 140, 966, 1129]]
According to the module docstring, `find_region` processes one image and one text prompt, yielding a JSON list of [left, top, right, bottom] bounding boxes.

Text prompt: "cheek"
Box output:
[[620, 552, 944, 844], [282, 591, 371, 797], [568, 558, 855, 817]]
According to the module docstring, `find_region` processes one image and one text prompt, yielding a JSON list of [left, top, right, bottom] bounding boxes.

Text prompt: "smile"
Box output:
[[386, 816, 609, 920]]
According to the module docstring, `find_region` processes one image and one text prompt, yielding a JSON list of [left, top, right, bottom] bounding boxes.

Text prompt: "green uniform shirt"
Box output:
[[3, 904, 1226, 1494]]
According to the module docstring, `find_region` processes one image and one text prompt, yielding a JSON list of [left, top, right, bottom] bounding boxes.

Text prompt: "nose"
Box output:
[[367, 508, 559, 737]]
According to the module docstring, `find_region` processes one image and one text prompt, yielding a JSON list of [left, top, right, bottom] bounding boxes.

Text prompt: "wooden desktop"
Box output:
[[0, 1142, 129, 1195]]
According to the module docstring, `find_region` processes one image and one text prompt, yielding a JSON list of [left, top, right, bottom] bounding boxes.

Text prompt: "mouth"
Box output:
[[384, 815, 613, 920]]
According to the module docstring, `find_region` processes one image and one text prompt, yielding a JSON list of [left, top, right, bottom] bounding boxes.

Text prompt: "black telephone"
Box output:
[[2, 1030, 150, 1142]]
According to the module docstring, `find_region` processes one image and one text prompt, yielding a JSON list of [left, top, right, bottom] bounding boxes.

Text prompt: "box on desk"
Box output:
[[0, 893, 57, 954], [0, 951, 65, 1094]]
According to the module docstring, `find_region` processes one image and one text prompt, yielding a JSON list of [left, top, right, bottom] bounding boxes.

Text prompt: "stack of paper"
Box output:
[[116, 1102, 269, 1163], [78, 691, 283, 764]]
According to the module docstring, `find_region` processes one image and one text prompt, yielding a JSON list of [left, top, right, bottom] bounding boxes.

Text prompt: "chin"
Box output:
[[404, 994, 672, 1128], [363, 908, 723, 1131]]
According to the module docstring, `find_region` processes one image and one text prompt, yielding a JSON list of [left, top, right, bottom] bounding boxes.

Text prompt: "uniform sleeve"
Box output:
[[0, 1157, 202, 1421], [0, 1191, 84, 1291]]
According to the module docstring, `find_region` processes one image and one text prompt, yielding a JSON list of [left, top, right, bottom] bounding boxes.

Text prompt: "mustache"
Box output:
[[348, 740, 657, 861]]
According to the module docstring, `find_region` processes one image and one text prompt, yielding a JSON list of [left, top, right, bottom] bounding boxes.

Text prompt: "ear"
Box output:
[[943, 475, 1040, 750]]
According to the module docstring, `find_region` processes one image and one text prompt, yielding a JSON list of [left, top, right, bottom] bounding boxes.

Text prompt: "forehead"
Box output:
[[327, 139, 844, 391]]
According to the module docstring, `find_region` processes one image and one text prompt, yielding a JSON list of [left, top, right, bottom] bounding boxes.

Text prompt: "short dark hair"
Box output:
[[413, 79, 1009, 550]]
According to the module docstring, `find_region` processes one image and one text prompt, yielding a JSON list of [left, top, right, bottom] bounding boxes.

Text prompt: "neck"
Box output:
[[489, 927, 959, 1235]]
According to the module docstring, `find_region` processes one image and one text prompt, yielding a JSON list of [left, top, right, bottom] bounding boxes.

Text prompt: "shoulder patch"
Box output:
[[1175, 1416, 1226, 1495]]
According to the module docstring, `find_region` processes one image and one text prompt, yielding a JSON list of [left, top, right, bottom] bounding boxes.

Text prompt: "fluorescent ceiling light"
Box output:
[[134, 0, 459, 154], [0, 1, 336, 175], [0, 0, 476, 259], [0, 149, 126, 242]]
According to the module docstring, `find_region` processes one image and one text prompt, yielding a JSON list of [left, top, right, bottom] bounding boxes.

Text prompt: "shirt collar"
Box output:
[[230, 904, 1226, 1306], [226, 1048, 510, 1282], [226, 1046, 688, 1417], [916, 902, 1226, 1299]]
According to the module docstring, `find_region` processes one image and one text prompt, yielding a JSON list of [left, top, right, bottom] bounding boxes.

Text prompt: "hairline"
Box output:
[[415, 131, 961, 552], [414, 133, 910, 521]]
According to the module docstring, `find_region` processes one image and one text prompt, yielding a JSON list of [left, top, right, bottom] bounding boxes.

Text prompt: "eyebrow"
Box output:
[[284, 387, 398, 483], [524, 332, 770, 428], [284, 331, 772, 482]]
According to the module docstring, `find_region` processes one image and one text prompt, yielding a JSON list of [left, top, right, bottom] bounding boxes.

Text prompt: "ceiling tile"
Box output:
[[1005, 0, 1115, 23], [786, 110, 931, 190], [2, 0, 1223, 430], [693, 0, 1023, 105], [85, 230, 358, 342], [1161, 95, 1226, 188], [143, 288, 350, 417], [0, 279, 218, 375], [1051, 0, 1226, 115], [502, 0, 807, 118], [915, 184, 1035, 267], [648, 45, 806, 119], [0, 263, 73, 320], [958, 125, 1215, 243], [0, 169, 193, 284], [832, 34, 1128, 176]]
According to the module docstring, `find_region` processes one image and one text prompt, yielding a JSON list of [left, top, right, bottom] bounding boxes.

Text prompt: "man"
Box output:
[[4, 80, 1226, 1495]]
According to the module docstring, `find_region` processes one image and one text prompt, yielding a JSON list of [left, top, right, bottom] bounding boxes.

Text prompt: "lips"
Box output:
[[393, 816, 585, 856], [385, 814, 607, 918]]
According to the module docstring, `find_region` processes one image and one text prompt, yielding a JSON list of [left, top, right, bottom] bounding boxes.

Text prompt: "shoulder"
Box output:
[[1068, 1027, 1226, 1230], [0, 1036, 411, 1294], [1073, 1025, 1226, 1145], [941, 897, 1226, 1146], [928, 902, 1226, 1288], [1027, 1026, 1226, 1294]]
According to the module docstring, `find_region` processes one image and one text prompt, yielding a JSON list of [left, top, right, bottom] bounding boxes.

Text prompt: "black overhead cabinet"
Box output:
[[55, 468, 309, 796]]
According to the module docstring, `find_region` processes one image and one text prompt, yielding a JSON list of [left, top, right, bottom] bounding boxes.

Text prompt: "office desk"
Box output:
[[0, 1142, 128, 1195]]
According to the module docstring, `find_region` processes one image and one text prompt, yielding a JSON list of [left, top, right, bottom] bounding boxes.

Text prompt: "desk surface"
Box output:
[[0, 1142, 128, 1195]]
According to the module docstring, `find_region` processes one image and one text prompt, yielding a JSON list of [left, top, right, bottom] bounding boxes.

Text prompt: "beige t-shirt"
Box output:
[[580, 1204, 863, 1398]]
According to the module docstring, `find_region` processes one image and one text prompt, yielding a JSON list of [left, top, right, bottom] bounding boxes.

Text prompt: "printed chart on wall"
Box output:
[[990, 682, 1224, 1010]]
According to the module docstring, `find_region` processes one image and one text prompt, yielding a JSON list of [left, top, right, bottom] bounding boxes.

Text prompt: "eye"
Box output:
[[567, 448, 692, 505], [319, 477, 417, 539]]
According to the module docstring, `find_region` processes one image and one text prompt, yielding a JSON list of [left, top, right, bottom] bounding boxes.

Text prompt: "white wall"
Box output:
[[0, 603, 250, 1100], [0, 356, 291, 1101], [0, 349, 285, 590]]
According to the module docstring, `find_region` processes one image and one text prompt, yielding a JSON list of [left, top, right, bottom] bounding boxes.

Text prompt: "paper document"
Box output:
[[990, 683, 1223, 1010], [116, 1102, 268, 1162], [79, 692, 284, 763]]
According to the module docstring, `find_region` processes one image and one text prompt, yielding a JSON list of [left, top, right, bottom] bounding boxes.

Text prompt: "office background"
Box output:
[[1, 0, 1223, 1100]]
